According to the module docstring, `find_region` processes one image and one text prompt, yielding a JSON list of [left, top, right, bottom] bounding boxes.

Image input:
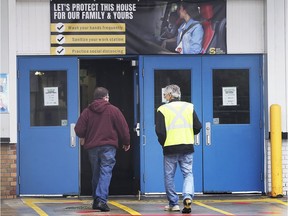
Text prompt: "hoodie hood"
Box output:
[[88, 99, 110, 113]]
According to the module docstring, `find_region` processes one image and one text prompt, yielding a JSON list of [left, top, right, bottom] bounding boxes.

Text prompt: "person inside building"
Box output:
[[74, 87, 130, 212], [155, 84, 202, 213]]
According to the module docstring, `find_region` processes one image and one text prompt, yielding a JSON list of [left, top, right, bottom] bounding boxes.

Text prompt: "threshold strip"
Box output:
[[109, 200, 141, 215], [193, 201, 235, 216]]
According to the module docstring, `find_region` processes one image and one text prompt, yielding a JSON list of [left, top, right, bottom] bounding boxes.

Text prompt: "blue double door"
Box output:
[[140, 55, 263, 193], [18, 55, 263, 195], [18, 57, 138, 195]]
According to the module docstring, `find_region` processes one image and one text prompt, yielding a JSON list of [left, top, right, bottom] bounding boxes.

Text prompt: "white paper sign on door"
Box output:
[[44, 87, 59, 106], [222, 87, 237, 106], [161, 88, 166, 103]]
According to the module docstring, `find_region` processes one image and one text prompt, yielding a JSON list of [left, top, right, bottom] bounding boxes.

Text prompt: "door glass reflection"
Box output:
[[154, 70, 191, 120], [30, 70, 67, 126]]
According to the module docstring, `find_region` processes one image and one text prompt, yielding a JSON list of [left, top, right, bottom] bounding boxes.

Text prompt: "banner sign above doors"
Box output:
[[50, 0, 226, 55]]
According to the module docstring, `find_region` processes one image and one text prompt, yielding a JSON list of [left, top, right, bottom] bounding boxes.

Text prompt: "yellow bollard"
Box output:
[[270, 104, 283, 198]]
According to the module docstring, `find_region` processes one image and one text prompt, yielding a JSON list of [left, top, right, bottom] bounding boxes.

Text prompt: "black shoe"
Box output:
[[94, 201, 110, 212], [92, 199, 99, 210], [182, 198, 192, 214]]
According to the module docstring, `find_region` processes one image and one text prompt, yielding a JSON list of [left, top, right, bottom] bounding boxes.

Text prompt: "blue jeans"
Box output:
[[88, 145, 116, 203], [164, 153, 194, 206]]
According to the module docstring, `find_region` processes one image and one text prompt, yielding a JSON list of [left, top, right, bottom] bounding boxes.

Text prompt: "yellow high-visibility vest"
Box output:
[[157, 101, 194, 147]]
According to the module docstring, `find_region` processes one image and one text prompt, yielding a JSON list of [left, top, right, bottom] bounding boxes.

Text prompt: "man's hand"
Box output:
[[79, 138, 85, 146], [122, 144, 130, 151]]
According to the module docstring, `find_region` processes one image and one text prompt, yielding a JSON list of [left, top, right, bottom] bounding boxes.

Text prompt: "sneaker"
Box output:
[[182, 198, 192, 214], [92, 199, 98, 209], [93, 200, 110, 212], [164, 204, 180, 211]]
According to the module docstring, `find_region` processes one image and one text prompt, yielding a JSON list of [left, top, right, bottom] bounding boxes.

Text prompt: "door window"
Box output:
[[213, 69, 250, 124], [154, 69, 191, 111], [30, 70, 67, 126]]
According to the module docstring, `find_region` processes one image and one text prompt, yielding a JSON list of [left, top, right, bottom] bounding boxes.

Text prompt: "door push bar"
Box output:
[[194, 134, 200, 145], [205, 122, 211, 146], [70, 123, 76, 147], [134, 122, 140, 136]]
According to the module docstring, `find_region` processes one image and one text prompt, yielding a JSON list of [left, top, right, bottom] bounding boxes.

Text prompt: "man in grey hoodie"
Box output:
[[75, 87, 130, 212]]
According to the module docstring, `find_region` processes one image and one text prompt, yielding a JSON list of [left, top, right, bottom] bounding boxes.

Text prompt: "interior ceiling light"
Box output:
[[35, 71, 45, 76]]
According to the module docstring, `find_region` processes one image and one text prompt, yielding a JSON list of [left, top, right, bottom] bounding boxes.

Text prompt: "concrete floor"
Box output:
[[1, 195, 287, 216]]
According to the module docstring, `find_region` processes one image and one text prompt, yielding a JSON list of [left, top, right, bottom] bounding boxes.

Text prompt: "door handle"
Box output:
[[70, 123, 76, 147], [205, 122, 211, 146], [134, 122, 140, 136], [194, 134, 200, 145]]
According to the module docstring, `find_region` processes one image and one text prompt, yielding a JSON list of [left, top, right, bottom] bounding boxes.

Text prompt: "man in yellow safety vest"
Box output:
[[155, 84, 202, 214]]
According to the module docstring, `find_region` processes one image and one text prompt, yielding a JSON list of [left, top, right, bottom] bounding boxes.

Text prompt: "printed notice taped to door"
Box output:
[[44, 87, 59, 106], [222, 87, 237, 106]]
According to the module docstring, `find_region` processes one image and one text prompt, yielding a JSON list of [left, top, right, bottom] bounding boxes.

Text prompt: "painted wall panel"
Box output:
[[266, 0, 287, 132], [16, 0, 50, 55], [1, 0, 9, 73], [265, 0, 288, 194], [1, 0, 17, 143], [227, 0, 265, 53]]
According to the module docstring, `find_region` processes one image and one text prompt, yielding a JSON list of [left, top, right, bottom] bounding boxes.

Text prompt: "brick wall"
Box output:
[[1, 144, 17, 199], [267, 140, 288, 196]]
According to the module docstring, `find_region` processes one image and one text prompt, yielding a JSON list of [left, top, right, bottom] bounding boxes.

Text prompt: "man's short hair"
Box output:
[[94, 87, 109, 99], [164, 84, 181, 99]]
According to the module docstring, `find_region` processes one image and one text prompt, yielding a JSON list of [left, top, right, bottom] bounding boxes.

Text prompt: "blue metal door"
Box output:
[[202, 55, 263, 192], [18, 57, 79, 195], [140, 55, 263, 194], [140, 56, 202, 193]]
